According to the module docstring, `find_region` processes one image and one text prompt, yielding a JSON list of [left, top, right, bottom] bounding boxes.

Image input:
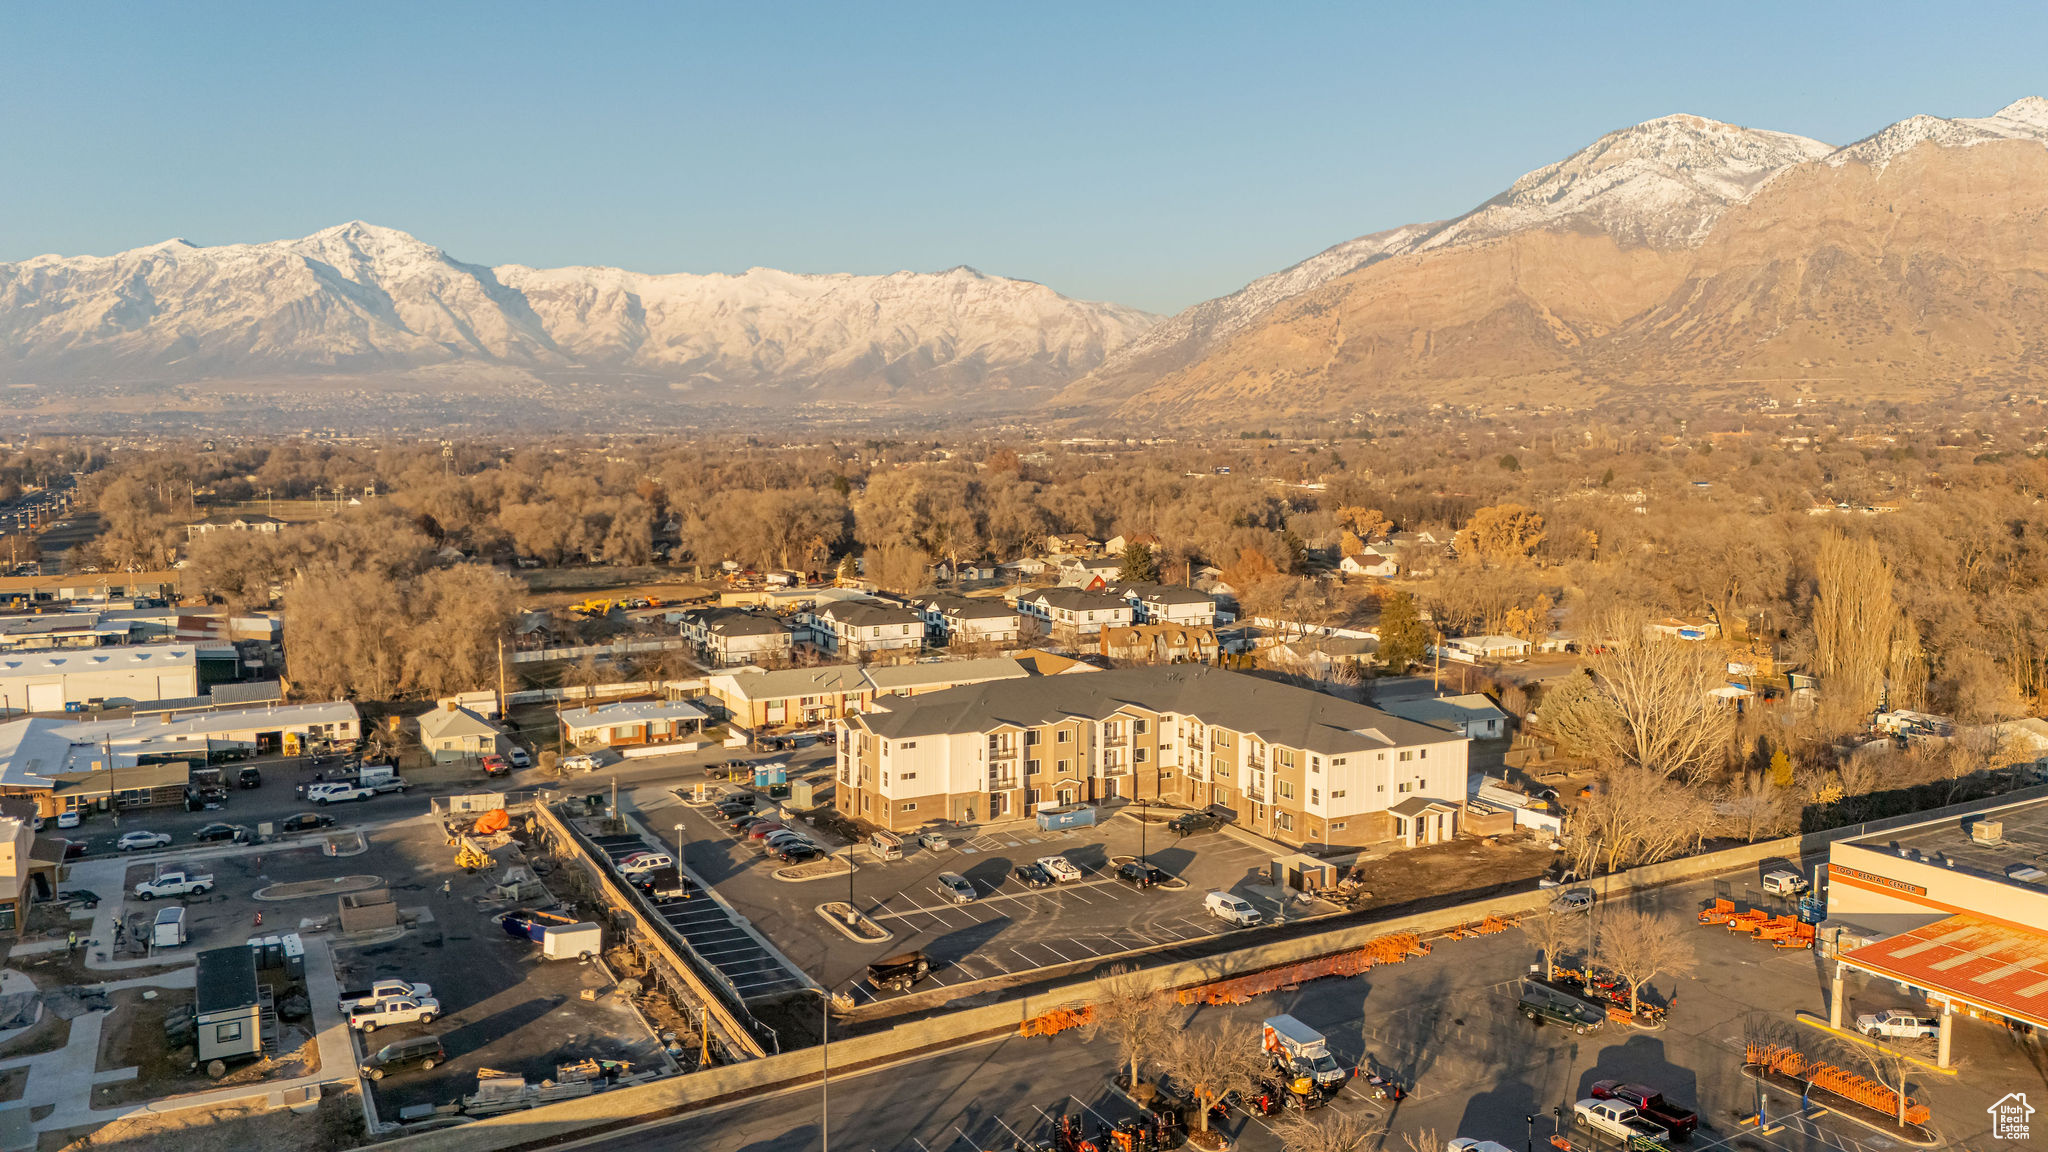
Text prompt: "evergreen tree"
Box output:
[[1116, 542, 1160, 583]]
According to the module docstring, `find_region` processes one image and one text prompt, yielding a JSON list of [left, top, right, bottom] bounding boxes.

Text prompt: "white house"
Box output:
[[1381, 693, 1510, 739], [914, 595, 1023, 647], [1339, 549, 1399, 578], [1107, 583, 1219, 627], [678, 607, 794, 667], [1440, 635, 1531, 662], [1015, 588, 1135, 640], [416, 703, 507, 763], [807, 600, 926, 658]]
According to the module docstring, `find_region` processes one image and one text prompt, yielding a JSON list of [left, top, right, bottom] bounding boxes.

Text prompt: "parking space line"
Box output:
[[1036, 941, 1073, 962]]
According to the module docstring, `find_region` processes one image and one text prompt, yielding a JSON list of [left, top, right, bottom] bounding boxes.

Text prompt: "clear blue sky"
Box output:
[[4, 2, 2044, 313]]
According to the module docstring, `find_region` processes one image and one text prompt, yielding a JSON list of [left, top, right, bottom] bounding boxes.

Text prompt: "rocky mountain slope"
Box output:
[[1070, 98, 2048, 418], [0, 223, 1157, 405]]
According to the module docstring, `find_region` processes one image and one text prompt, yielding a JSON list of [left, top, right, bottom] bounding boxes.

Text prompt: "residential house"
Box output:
[[1647, 616, 1721, 641], [1266, 634, 1379, 681], [914, 595, 1022, 648], [416, 703, 506, 763], [1045, 533, 1097, 555], [834, 664, 1469, 848], [1099, 625, 1218, 665], [1015, 588, 1135, 642], [678, 607, 795, 667], [560, 699, 709, 750], [706, 666, 872, 734], [185, 513, 286, 541], [996, 558, 1053, 581], [1055, 556, 1124, 588], [806, 600, 926, 658], [1380, 693, 1510, 739], [1104, 532, 1160, 556], [1107, 583, 1219, 627], [1339, 549, 1399, 578], [1440, 635, 1531, 662]]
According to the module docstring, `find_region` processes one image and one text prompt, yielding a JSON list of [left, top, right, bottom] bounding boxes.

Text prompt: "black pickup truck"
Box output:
[[1591, 1081, 1699, 1139]]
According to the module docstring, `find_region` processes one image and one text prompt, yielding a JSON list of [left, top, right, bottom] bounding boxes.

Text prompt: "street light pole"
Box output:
[[816, 986, 831, 1151]]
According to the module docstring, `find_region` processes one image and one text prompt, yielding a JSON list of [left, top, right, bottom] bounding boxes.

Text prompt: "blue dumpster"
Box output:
[[1036, 805, 1097, 831]]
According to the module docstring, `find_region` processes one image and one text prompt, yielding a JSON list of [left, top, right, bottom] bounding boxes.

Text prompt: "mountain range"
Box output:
[[0, 224, 1156, 407], [7, 97, 2048, 423], [1069, 97, 2048, 419]]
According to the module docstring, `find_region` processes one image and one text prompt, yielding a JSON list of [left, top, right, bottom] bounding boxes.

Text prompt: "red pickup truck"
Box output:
[[1590, 1081, 1698, 1139]]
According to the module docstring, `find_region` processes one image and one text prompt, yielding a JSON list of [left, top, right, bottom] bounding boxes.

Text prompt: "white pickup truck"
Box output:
[[337, 978, 434, 1013], [1035, 855, 1083, 883], [1575, 1099, 1670, 1147], [310, 782, 375, 804], [348, 996, 441, 1032], [133, 868, 214, 901]]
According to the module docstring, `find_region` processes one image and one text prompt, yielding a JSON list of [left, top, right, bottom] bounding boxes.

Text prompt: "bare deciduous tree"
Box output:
[[1814, 532, 1897, 724], [1520, 910, 1578, 981], [1087, 964, 1178, 1094], [1163, 1024, 1268, 1136], [1274, 1111, 1379, 1152], [1595, 906, 1697, 1015], [1567, 766, 1717, 875]]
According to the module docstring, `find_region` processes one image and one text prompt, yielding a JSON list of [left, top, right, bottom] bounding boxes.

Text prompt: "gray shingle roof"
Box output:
[[853, 665, 1458, 755]]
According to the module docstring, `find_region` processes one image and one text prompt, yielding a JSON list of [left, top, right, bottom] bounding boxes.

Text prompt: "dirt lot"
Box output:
[[91, 977, 320, 1108], [42, 1088, 364, 1152], [1343, 833, 1557, 913], [0, 1014, 70, 1061]]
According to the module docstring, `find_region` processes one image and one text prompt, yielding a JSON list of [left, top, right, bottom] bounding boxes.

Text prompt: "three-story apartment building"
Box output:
[[806, 600, 926, 658], [676, 607, 794, 667], [834, 665, 1468, 849], [1015, 588, 1134, 642]]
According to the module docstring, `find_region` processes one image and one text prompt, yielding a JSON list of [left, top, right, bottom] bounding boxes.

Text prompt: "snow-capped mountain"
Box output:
[[1071, 99, 2048, 407], [1829, 95, 2048, 167], [0, 223, 1157, 401]]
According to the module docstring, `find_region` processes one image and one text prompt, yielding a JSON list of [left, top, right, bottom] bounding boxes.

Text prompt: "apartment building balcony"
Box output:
[[990, 777, 1020, 791], [1244, 755, 1267, 772]]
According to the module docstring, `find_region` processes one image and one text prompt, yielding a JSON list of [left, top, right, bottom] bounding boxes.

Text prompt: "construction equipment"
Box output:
[[454, 835, 492, 872], [1697, 898, 1736, 925], [1726, 908, 1771, 934]]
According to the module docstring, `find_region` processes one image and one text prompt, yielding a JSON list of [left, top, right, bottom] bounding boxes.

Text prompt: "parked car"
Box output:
[[338, 978, 435, 1013], [729, 814, 770, 832], [1574, 1099, 1670, 1147], [1116, 862, 1170, 890], [561, 753, 598, 773], [55, 811, 79, 829], [745, 822, 787, 842], [505, 747, 532, 769], [917, 831, 950, 851], [763, 831, 813, 852], [1035, 855, 1083, 883], [236, 766, 262, 789], [1204, 890, 1263, 927], [1014, 862, 1054, 889], [349, 996, 440, 1032], [193, 822, 249, 844], [277, 813, 336, 833], [361, 1034, 446, 1080], [1549, 887, 1595, 914], [117, 830, 173, 852], [1168, 810, 1223, 835], [480, 754, 510, 777], [1857, 1009, 1940, 1039], [714, 797, 757, 816], [1589, 1081, 1699, 1139], [777, 844, 823, 863], [937, 872, 977, 903], [617, 851, 675, 875], [1518, 981, 1604, 1033]]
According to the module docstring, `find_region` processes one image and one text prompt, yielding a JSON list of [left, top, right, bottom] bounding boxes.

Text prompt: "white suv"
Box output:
[[1205, 890, 1263, 927]]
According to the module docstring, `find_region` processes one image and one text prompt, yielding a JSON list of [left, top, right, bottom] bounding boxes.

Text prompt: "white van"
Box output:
[[1205, 890, 1263, 927]]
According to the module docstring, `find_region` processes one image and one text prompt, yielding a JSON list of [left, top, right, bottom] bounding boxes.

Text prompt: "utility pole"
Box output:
[[496, 636, 507, 721]]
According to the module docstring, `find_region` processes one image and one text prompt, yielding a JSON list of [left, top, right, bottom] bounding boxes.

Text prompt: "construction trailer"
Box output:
[[195, 946, 267, 1065]]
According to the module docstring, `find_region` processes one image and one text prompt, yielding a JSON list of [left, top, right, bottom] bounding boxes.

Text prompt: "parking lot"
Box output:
[[655, 793, 1301, 1003], [586, 830, 810, 1001]]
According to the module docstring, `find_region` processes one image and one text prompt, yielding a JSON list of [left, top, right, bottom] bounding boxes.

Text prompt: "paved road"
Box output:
[[567, 861, 2035, 1152]]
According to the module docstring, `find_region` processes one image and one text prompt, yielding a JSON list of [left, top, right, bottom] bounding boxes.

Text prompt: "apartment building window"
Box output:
[[1216, 765, 1231, 778], [1400, 751, 1413, 762], [1310, 756, 1321, 773], [1377, 752, 1386, 761], [1027, 759, 1042, 775], [1027, 788, 1040, 807], [882, 772, 889, 786], [1276, 812, 1294, 831], [1332, 757, 1347, 767], [1278, 781, 1294, 799], [901, 772, 917, 781], [1332, 789, 1346, 799], [1134, 748, 1148, 763], [1058, 730, 1072, 743], [1058, 759, 1072, 774], [1398, 782, 1412, 793], [1278, 750, 1295, 769], [901, 802, 917, 812], [1419, 748, 1428, 759], [1331, 821, 1348, 831], [1133, 718, 1148, 735], [1310, 788, 1320, 805], [1027, 731, 1042, 746], [883, 741, 891, 756], [901, 741, 917, 749]]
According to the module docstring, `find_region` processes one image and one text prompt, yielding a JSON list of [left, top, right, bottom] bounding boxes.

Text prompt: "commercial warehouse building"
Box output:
[[1823, 794, 2048, 1067], [835, 664, 1469, 846], [0, 643, 215, 713]]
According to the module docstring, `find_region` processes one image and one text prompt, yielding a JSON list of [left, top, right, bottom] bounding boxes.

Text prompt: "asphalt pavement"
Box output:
[[560, 861, 2043, 1152]]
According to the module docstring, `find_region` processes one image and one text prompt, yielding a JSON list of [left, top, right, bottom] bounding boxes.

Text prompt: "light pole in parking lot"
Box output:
[[1136, 798, 1148, 865]]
